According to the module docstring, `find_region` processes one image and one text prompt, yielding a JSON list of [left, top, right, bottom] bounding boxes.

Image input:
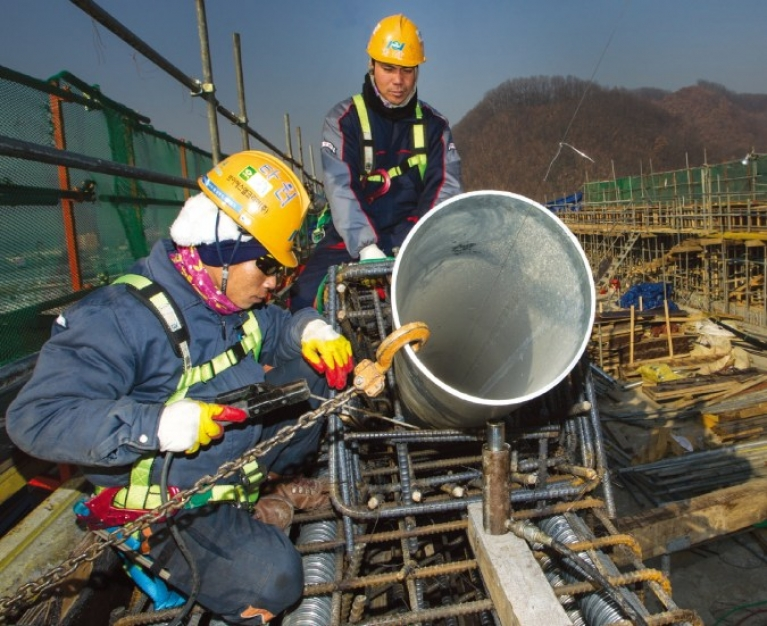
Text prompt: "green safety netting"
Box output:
[[0, 66, 213, 366]]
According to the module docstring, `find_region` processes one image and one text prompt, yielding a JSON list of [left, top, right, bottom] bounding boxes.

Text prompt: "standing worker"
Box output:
[[6, 151, 353, 624], [289, 13, 463, 311]]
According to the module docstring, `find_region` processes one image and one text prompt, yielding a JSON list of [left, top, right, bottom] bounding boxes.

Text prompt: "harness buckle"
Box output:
[[311, 227, 325, 244], [76, 485, 180, 530], [364, 168, 392, 203]]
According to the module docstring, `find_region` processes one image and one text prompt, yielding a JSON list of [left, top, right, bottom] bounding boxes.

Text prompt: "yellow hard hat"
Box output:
[[198, 151, 310, 267], [367, 14, 426, 67]]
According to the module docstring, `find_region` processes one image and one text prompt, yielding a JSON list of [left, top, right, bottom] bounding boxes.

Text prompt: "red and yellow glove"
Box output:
[[301, 319, 354, 390], [158, 400, 247, 454]]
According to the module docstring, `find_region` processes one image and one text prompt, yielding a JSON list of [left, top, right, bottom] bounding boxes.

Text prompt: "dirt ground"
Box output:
[[608, 477, 767, 625], [655, 530, 767, 625]]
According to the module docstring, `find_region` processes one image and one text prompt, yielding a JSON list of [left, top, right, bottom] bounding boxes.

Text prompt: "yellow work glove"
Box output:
[[301, 319, 354, 390], [157, 399, 247, 454]]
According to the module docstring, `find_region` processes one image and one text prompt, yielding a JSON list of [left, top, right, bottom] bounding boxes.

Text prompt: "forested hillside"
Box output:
[[452, 76, 767, 202]]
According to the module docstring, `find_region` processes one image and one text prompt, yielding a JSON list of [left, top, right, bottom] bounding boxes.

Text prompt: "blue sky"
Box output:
[[2, 1, 765, 173]]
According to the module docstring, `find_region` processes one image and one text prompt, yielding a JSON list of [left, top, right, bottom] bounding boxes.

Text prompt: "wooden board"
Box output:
[[642, 372, 763, 402], [643, 379, 739, 402], [615, 476, 767, 560], [617, 335, 696, 364], [466, 503, 572, 625], [0, 455, 52, 506]]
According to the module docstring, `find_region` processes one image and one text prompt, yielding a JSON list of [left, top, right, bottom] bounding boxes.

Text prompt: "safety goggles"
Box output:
[[254, 254, 284, 277]]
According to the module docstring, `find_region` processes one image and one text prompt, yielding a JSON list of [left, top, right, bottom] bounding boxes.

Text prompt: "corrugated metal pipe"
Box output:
[[281, 521, 337, 626]]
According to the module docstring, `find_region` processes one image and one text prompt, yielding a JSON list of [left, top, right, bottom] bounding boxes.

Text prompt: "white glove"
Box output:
[[157, 399, 201, 452], [359, 243, 386, 261], [301, 319, 341, 344]]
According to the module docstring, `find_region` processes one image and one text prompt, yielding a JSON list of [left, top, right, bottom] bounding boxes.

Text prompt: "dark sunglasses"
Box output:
[[254, 254, 284, 277]]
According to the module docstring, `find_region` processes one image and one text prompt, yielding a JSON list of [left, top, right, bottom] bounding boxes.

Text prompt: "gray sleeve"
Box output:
[[320, 99, 378, 258], [436, 122, 463, 204]]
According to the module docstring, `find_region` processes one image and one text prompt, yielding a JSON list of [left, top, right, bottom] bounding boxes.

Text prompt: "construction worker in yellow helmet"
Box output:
[[7, 150, 352, 624], [288, 14, 463, 312]]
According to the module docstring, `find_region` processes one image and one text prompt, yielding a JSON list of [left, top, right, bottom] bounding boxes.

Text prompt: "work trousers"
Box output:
[[143, 504, 303, 623], [138, 357, 329, 622], [288, 242, 353, 312]]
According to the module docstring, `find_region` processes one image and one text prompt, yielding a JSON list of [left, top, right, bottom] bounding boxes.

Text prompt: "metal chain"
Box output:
[[0, 387, 357, 620]]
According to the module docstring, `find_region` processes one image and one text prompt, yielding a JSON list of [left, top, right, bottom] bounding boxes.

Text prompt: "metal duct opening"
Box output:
[[391, 190, 595, 429]]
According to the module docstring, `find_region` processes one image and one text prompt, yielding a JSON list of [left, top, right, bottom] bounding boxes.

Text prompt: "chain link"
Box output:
[[0, 387, 357, 620]]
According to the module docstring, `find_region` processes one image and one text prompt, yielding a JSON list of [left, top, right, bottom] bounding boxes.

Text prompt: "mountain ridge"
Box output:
[[452, 76, 767, 201]]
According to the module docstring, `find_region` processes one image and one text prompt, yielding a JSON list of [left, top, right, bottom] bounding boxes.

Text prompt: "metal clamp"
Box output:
[[353, 322, 430, 397]]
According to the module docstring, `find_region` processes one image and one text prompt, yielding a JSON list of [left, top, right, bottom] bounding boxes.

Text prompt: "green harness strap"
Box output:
[[311, 202, 333, 244], [109, 456, 264, 512], [113, 274, 192, 372], [352, 93, 427, 182], [170, 312, 262, 404], [311, 96, 427, 243], [113, 274, 264, 404], [102, 274, 265, 513]]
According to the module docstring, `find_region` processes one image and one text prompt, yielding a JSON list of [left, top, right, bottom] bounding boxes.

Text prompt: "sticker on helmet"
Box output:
[[238, 166, 272, 197], [200, 175, 241, 213]]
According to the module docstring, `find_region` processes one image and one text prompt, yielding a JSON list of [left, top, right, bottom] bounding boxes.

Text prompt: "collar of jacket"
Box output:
[[362, 73, 418, 122], [144, 239, 252, 320]]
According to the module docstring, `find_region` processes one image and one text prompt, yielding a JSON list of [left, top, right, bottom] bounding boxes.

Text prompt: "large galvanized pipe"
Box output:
[[391, 190, 595, 429]]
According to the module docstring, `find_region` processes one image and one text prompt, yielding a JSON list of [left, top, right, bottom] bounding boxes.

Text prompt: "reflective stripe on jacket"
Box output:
[[5, 238, 322, 489], [320, 90, 462, 258]]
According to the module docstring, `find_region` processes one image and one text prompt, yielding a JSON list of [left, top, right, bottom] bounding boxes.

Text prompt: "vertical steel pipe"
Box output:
[[232, 33, 250, 151], [194, 0, 221, 163], [482, 420, 510, 535]]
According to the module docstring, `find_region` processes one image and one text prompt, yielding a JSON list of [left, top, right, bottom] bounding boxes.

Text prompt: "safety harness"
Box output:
[[354, 93, 427, 192], [311, 94, 427, 242], [77, 274, 266, 531]]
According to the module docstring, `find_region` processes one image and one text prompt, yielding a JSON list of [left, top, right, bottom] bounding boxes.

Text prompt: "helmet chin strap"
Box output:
[[214, 211, 243, 295]]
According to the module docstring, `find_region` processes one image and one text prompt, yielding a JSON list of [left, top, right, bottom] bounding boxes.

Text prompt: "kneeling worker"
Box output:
[[6, 151, 353, 624]]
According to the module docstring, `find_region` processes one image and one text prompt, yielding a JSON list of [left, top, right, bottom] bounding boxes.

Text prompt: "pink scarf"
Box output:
[[169, 246, 242, 315]]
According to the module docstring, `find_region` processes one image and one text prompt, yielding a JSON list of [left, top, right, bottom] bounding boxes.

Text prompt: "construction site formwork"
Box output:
[[557, 154, 767, 328]]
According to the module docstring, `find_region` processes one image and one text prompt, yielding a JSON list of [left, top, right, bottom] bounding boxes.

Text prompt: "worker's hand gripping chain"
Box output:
[[0, 322, 430, 621]]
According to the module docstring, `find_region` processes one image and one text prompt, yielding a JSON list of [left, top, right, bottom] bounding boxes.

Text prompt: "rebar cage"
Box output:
[[280, 261, 701, 626]]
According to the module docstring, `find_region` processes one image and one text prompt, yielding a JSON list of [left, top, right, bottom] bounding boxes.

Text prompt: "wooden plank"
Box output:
[[722, 401, 767, 420], [466, 503, 572, 626], [642, 372, 763, 403], [712, 374, 767, 403], [0, 477, 88, 597], [615, 476, 767, 560], [664, 300, 674, 358], [644, 380, 737, 402]]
